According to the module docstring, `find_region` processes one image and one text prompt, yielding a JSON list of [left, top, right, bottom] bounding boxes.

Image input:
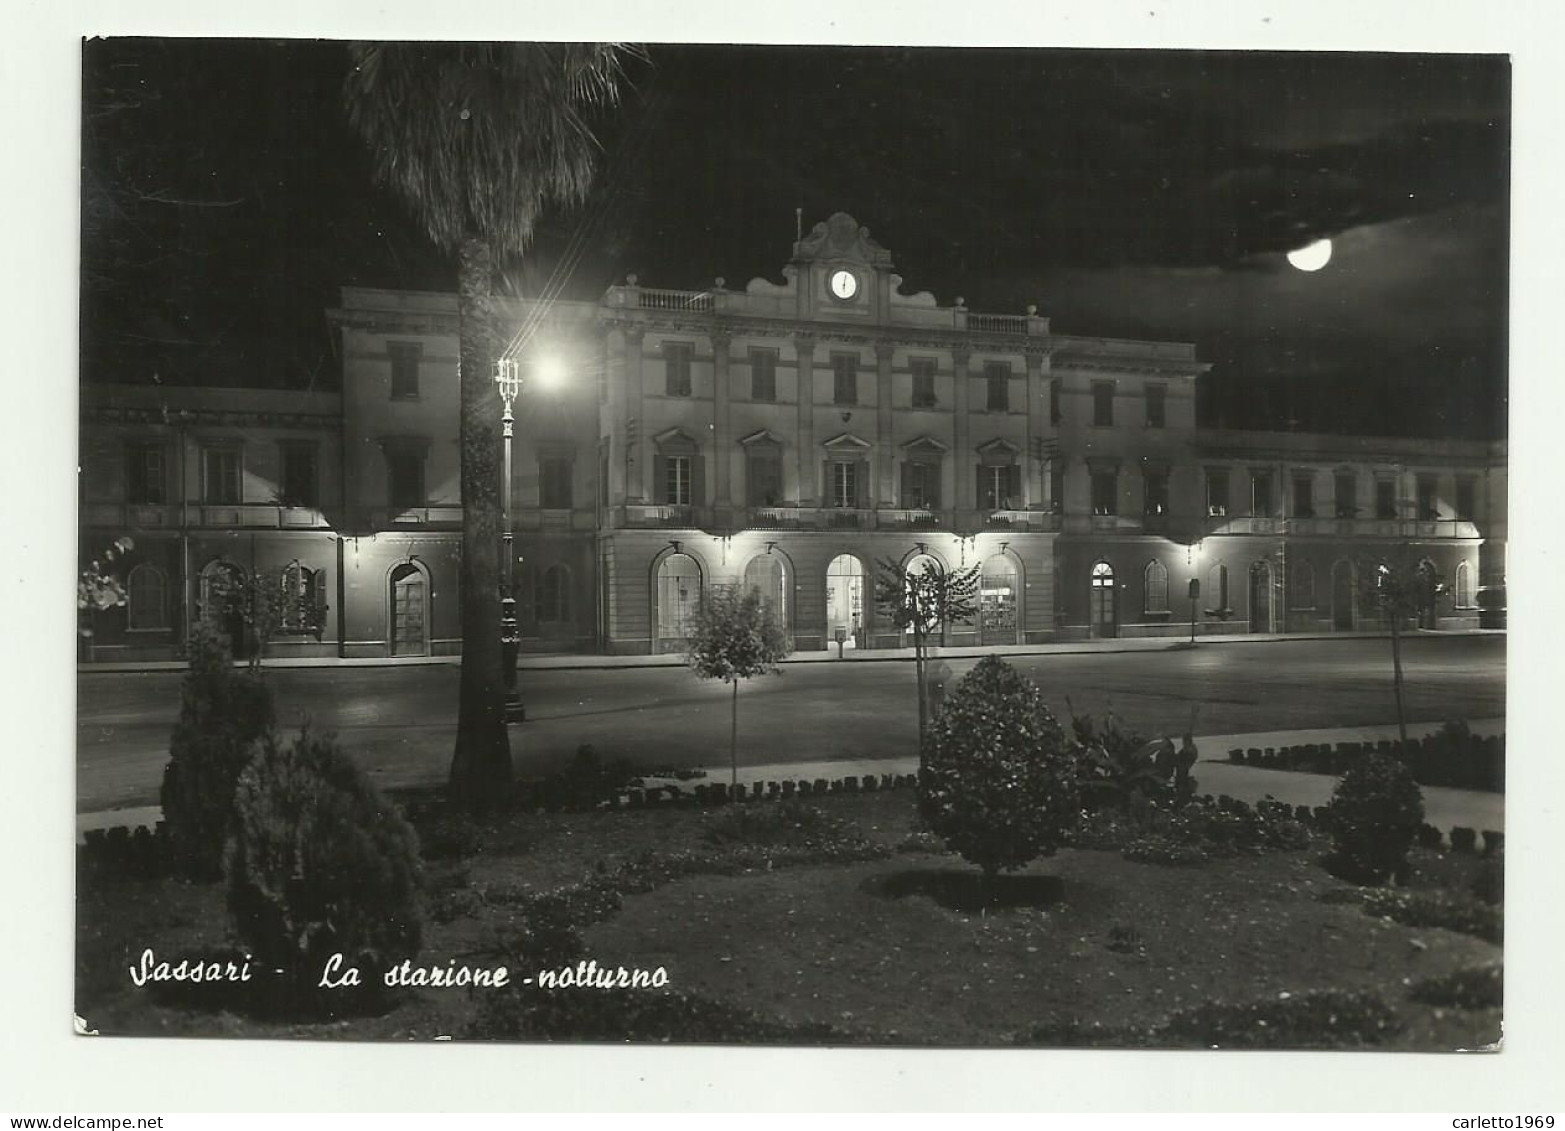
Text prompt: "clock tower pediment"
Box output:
[[791, 212, 894, 320]]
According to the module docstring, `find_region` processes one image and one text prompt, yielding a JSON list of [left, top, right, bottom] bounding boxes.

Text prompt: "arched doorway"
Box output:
[[825, 554, 865, 649], [535, 563, 574, 644], [1331, 560, 1355, 631], [1089, 561, 1116, 639], [980, 554, 1019, 645], [1248, 560, 1273, 633], [743, 554, 789, 640], [198, 560, 249, 656], [388, 561, 430, 656], [655, 553, 702, 652]]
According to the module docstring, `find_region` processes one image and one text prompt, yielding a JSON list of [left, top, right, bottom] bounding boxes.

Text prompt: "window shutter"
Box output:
[[1007, 464, 1021, 508], [900, 462, 912, 508], [856, 459, 870, 509], [976, 464, 985, 509], [822, 460, 832, 507], [652, 455, 667, 504], [691, 456, 706, 508]]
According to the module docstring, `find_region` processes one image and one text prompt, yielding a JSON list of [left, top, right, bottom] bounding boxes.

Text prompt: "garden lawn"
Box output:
[[76, 789, 1501, 1048]]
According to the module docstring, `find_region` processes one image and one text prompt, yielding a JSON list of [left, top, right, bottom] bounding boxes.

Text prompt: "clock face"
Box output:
[[828, 269, 859, 300]]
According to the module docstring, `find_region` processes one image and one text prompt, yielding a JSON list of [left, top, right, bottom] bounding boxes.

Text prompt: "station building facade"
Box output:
[[78, 212, 1506, 662]]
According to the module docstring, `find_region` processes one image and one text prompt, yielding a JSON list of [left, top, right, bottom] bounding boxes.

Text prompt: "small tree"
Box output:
[[78, 536, 135, 660], [920, 657, 1078, 887], [1325, 753, 1425, 884], [685, 585, 791, 790], [874, 556, 979, 760], [1362, 557, 1432, 752]]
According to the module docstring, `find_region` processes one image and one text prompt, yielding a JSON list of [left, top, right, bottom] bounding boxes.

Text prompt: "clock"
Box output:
[[828, 268, 859, 301]]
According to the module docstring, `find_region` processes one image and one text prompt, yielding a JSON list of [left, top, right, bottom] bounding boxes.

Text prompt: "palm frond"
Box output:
[[343, 42, 634, 256]]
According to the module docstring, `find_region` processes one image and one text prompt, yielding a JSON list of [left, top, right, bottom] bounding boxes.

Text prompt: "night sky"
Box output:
[[81, 40, 1509, 439]]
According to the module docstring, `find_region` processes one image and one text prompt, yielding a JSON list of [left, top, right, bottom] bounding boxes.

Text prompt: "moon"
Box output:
[[1286, 238, 1333, 272]]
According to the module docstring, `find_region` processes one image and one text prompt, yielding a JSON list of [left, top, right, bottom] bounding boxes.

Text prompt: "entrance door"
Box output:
[[1090, 561, 1116, 639], [1248, 561, 1272, 633], [199, 561, 250, 656], [1332, 560, 1355, 630], [1415, 559, 1439, 629], [743, 555, 789, 642], [389, 563, 428, 656], [825, 554, 864, 648], [980, 555, 1019, 645], [656, 553, 701, 652]]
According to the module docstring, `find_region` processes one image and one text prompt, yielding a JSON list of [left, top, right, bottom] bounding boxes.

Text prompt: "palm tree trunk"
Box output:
[[730, 680, 739, 793], [1390, 612, 1408, 751], [915, 627, 927, 766], [448, 235, 513, 812]]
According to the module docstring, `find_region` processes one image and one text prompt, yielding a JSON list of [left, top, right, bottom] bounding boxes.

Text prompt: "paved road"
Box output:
[[77, 635, 1505, 813]]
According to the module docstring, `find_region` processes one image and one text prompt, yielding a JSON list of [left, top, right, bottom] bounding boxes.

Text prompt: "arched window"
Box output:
[[1206, 562, 1230, 612], [980, 554, 1019, 642], [656, 553, 702, 646], [1455, 561, 1474, 608], [1290, 560, 1316, 609], [743, 554, 787, 628], [826, 553, 866, 647], [537, 564, 572, 623], [1142, 559, 1170, 614], [127, 563, 168, 630], [278, 561, 326, 635]]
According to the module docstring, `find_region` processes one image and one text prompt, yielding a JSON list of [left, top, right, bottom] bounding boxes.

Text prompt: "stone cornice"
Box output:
[[84, 406, 338, 430], [598, 311, 1060, 355], [327, 308, 463, 336]]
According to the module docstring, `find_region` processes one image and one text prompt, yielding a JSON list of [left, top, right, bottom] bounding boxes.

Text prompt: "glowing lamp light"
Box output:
[[535, 355, 567, 390], [1286, 238, 1333, 272]]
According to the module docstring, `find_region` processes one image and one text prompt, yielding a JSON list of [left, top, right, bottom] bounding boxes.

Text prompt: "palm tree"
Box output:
[[344, 42, 631, 811]]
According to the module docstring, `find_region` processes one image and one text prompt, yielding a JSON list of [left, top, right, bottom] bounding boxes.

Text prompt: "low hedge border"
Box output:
[[1227, 732, 1503, 793]]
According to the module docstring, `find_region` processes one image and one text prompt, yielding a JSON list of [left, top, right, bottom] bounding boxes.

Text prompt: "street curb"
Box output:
[[76, 628, 1503, 675]]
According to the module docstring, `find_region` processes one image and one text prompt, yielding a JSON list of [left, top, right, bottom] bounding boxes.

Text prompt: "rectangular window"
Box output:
[[387, 451, 425, 510], [748, 347, 777, 402], [1143, 467, 1169, 516], [747, 453, 783, 507], [1335, 471, 1357, 518], [1091, 470, 1118, 516], [1049, 378, 1062, 424], [124, 444, 166, 505], [1092, 381, 1115, 427], [984, 361, 1010, 412], [1292, 473, 1315, 517], [202, 447, 241, 504], [1251, 471, 1274, 518], [1206, 469, 1230, 516], [540, 457, 573, 509], [1145, 383, 1166, 428], [832, 353, 858, 406], [1416, 474, 1439, 519], [911, 358, 937, 408], [1375, 478, 1397, 520], [665, 456, 691, 506], [1455, 477, 1477, 521], [978, 464, 1019, 511], [278, 441, 318, 508], [662, 342, 693, 397], [388, 341, 422, 400], [903, 461, 940, 510], [831, 461, 857, 508]]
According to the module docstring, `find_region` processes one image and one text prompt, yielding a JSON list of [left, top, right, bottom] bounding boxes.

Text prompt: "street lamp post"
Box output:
[[495, 358, 526, 723]]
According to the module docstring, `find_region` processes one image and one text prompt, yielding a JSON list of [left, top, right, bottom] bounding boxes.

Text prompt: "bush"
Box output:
[[159, 622, 275, 878], [1471, 853, 1504, 906], [1325, 754, 1425, 884], [225, 727, 425, 997], [919, 657, 1078, 878], [517, 745, 642, 812], [1359, 888, 1502, 944], [701, 801, 854, 848]]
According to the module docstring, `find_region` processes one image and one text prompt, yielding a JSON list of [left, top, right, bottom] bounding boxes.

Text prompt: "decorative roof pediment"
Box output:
[[653, 426, 702, 451], [975, 437, 1021, 457], [821, 431, 872, 451], [901, 434, 950, 454], [792, 212, 895, 270], [738, 428, 785, 449]]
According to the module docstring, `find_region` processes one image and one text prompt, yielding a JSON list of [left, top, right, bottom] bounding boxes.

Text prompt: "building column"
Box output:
[[875, 341, 895, 505], [624, 327, 646, 502], [952, 344, 971, 519], [794, 334, 816, 505], [712, 329, 732, 526], [1024, 347, 1047, 508]]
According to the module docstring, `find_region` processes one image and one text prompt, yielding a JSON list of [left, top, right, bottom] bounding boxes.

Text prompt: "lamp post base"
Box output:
[[503, 696, 527, 723]]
